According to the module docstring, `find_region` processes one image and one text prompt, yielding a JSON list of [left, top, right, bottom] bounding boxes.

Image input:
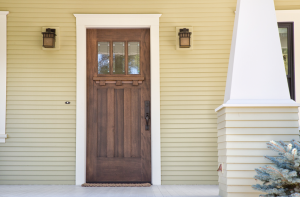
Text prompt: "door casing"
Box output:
[[74, 14, 162, 185]]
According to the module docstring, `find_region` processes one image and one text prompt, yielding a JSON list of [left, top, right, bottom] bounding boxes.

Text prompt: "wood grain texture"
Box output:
[[131, 88, 141, 158], [116, 81, 122, 86], [86, 29, 97, 182], [106, 88, 115, 158], [132, 81, 138, 86], [96, 158, 142, 182], [140, 29, 151, 182], [93, 77, 144, 81], [124, 89, 132, 158], [114, 89, 124, 157], [86, 29, 150, 183], [97, 89, 107, 157]]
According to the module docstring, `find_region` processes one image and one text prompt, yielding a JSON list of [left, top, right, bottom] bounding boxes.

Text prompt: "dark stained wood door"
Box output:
[[86, 29, 151, 183]]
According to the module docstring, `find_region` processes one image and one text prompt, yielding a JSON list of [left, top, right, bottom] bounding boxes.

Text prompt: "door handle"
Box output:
[[145, 101, 150, 130], [145, 113, 150, 130]]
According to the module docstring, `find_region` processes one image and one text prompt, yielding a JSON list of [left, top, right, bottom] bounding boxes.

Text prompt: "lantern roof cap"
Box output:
[[41, 28, 56, 35], [178, 28, 192, 36]]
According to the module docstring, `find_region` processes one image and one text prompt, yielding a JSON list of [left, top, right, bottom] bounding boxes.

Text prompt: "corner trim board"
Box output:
[[0, 11, 8, 143], [74, 14, 162, 185]]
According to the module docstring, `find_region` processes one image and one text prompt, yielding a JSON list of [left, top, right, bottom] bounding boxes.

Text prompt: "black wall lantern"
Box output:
[[42, 28, 56, 48], [178, 28, 192, 48]]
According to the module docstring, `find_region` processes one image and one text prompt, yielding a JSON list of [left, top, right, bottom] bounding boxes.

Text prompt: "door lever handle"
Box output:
[[145, 113, 150, 130], [145, 101, 150, 130]]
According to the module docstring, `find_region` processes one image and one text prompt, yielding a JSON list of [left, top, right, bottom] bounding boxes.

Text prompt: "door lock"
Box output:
[[145, 101, 150, 130]]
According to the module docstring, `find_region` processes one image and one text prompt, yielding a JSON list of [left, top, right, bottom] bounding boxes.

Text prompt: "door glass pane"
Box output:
[[113, 42, 125, 74], [128, 42, 140, 74], [98, 42, 110, 74], [279, 28, 288, 75]]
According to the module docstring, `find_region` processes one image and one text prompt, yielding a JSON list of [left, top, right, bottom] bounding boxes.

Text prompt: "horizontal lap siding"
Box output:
[[158, 0, 236, 185], [0, 0, 299, 185], [217, 107, 300, 197], [0, 0, 77, 184]]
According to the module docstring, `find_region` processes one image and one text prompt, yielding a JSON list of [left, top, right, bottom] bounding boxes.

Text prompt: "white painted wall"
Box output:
[[0, 11, 9, 143]]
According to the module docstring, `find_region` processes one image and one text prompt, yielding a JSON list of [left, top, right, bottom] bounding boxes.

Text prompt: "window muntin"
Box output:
[[97, 41, 141, 75]]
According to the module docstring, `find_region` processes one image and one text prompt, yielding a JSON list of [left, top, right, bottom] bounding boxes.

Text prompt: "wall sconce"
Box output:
[[178, 28, 192, 48], [42, 28, 56, 48]]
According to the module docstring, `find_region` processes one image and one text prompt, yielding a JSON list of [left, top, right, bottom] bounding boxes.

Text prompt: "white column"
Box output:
[[0, 11, 9, 143], [216, 1, 300, 196]]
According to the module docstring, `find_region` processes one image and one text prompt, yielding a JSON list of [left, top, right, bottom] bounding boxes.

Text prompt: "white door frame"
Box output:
[[74, 14, 162, 185]]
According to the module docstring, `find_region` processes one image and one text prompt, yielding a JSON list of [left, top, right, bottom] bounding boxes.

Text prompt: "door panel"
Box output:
[[87, 29, 151, 183], [97, 88, 107, 158]]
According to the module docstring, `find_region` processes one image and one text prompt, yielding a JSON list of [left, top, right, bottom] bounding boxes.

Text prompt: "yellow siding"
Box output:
[[0, 0, 299, 185]]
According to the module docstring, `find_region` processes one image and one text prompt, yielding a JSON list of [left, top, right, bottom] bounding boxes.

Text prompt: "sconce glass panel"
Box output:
[[128, 42, 140, 74], [98, 42, 110, 74], [113, 42, 125, 74], [42, 28, 56, 48]]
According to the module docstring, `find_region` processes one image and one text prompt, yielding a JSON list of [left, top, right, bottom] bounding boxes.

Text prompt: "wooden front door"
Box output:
[[86, 29, 151, 183]]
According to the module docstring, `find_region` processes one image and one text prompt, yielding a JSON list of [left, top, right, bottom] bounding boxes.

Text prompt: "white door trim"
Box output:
[[74, 14, 162, 185]]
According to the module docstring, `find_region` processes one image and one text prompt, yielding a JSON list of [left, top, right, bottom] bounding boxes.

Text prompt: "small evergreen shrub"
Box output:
[[252, 140, 300, 197]]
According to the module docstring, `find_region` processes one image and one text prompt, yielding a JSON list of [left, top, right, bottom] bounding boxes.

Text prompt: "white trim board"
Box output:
[[215, 99, 300, 112], [0, 11, 9, 143], [276, 10, 300, 128], [74, 14, 162, 185]]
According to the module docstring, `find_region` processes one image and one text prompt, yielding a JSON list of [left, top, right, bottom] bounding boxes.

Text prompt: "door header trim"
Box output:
[[74, 14, 162, 18], [74, 14, 161, 185]]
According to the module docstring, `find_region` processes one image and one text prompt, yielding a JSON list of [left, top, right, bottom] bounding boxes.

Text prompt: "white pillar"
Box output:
[[216, 0, 300, 196]]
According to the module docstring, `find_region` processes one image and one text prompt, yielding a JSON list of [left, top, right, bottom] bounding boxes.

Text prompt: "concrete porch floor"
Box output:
[[0, 185, 220, 197]]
